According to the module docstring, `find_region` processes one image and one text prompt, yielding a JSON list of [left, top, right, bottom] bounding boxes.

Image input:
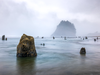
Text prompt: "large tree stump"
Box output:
[[17, 34, 37, 57]]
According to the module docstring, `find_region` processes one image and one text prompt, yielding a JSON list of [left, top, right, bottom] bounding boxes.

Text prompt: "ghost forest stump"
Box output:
[[17, 34, 37, 57]]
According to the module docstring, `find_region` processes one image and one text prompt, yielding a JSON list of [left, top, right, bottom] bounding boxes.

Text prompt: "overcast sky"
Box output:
[[0, 0, 100, 37]]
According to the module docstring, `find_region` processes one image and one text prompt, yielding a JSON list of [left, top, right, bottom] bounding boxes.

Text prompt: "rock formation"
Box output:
[[51, 20, 76, 37], [17, 34, 37, 57], [80, 47, 86, 54]]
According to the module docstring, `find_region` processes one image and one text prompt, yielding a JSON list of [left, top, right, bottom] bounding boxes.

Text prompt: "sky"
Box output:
[[0, 0, 100, 37]]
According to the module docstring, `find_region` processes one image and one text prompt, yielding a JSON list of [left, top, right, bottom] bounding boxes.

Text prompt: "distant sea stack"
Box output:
[[51, 20, 76, 37]]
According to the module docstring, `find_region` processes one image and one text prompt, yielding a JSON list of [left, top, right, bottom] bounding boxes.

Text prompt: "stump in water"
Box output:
[[83, 38, 84, 40], [64, 37, 66, 40], [53, 37, 55, 39], [17, 34, 37, 57], [97, 37, 98, 40], [80, 47, 86, 54], [2, 35, 5, 40], [42, 37, 44, 39], [94, 39, 96, 42], [5, 38, 7, 40], [43, 43, 45, 46], [85, 37, 88, 39]]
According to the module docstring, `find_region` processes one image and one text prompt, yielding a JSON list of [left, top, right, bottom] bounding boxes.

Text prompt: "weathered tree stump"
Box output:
[[2, 35, 5, 40], [53, 37, 55, 39], [80, 47, 86, 54], [17, 34, 37, 57], [94, 39, 96, 42]]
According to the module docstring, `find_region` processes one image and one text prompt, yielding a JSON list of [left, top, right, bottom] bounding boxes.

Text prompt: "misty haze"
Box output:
[[0, 0, 100, 37], [0, 0, 100, 75]]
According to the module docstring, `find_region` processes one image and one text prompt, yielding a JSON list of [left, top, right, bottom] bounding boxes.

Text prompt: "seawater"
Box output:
[[0, 37, 100, 75]]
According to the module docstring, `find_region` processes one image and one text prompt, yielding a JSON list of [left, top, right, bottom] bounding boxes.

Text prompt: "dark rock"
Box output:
[[80, 47, 86, 54], [94, 39, 96, 42], [17, 34, 37, 57], [51, 20, 76, 37], [2, 35, 5, 40]]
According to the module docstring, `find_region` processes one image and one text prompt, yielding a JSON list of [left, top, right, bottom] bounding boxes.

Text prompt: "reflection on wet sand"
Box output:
[[17, 57, 36, 75], [80, 54, 86, 64]]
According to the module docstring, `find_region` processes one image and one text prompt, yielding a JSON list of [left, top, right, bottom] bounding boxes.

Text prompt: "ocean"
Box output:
[[0, 37, 100, 75]]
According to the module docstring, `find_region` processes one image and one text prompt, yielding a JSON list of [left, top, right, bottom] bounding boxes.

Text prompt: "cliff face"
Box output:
[[51, 20, 76, 37]]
